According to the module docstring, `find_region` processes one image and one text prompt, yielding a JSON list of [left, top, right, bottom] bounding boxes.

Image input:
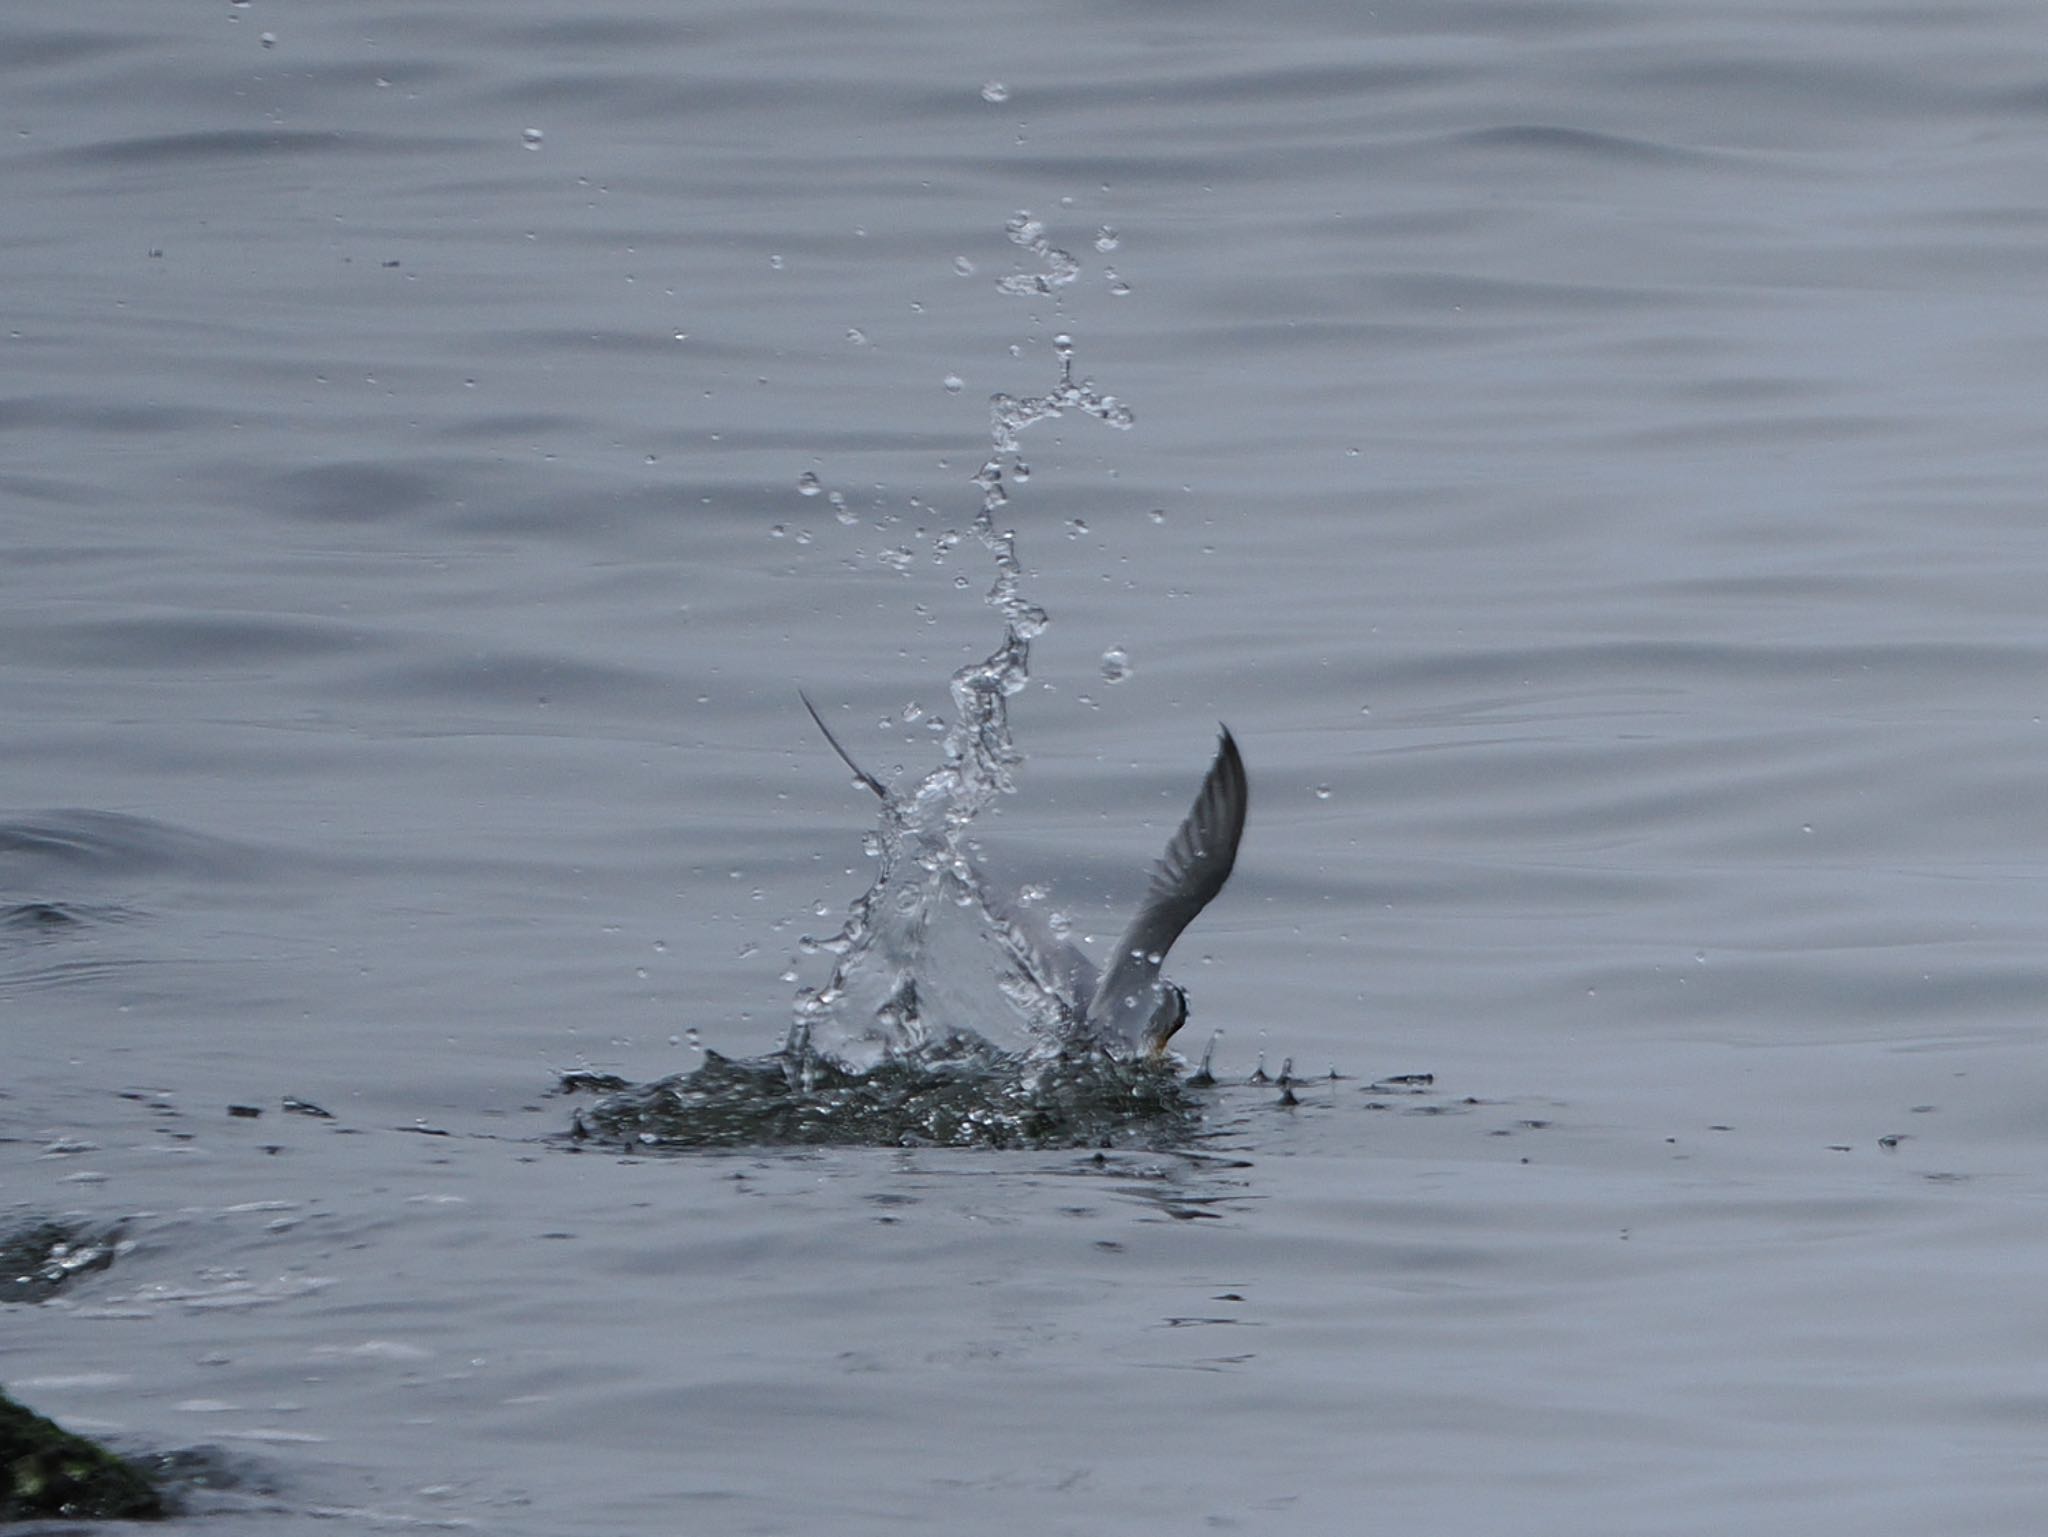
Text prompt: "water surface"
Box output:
[[7, 2, 2048, 1532]]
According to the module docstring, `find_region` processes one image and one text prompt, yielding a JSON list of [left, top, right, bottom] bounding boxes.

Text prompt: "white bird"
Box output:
[[802, 695, 1247, 1057]]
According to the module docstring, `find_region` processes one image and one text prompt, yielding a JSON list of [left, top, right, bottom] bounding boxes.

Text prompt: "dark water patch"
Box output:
[[54, 128, 365, 168], [0, 810, 267, 883], [1, 901, 86, 931], [351, 648, 674, 711], [3, 612, 377, 669], [1447, 123, 1735, 167], [0, 26, 134, 74], [1, 1218, 128, 1303], [563, 1043, 1200, 1151], [1605, 55, 1969, 122], [264, 462, 446, 525]]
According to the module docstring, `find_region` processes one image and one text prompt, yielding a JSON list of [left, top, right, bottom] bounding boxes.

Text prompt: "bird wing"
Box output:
[[800, 690, 889, 800], [1087, 727, 1247, 1023]]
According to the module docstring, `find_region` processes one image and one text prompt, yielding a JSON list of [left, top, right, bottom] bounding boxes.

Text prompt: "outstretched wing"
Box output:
[[1087, 727, 1247, 1032]]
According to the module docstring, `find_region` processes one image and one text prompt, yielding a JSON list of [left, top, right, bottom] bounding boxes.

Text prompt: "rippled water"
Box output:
[[10, 2, 2048, 1532]]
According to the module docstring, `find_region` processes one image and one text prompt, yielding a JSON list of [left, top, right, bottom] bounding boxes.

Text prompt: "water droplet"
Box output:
[[521, 127, 543, 150], [1314, 784, 1332, 800], [845, 327, 869, 346], [1094, 226, 1120, 252], [1100, 647, 1131, 683], [1148, 508, 1166, 524], [768, 524, 787, 539], [260, 30, 278, 48], [797, 471, 822, 497], [953, 256, 977, 277], [768, 254, 785, 270], [980, 80, 1010, 103], [943, 374, 965, 394]]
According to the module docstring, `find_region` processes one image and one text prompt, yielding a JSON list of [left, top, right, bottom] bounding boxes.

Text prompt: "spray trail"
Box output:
[[791, 217, 1134, 1068]]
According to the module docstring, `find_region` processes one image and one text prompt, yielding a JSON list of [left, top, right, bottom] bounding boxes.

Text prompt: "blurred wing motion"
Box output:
[[1086, 727, 1247, 1048]]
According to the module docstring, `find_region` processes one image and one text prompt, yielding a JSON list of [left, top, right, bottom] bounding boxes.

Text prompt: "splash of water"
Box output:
[[570, 219, 1176, 1152], [790, 220, 1134, 1071]]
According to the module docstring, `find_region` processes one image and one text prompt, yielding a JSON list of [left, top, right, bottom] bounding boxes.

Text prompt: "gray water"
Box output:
[[8, 2, 2048, 1532]]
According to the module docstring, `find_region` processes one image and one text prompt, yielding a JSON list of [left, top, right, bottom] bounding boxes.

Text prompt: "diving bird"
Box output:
[[800, 693, 1247, 1057]]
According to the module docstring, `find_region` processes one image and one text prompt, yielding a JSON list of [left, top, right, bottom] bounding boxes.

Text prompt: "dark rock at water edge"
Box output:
[[0, 1387, 165, 1522]]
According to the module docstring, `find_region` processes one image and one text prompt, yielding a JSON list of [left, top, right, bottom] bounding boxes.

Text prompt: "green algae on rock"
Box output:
[[0, 1387, 165, 1522]]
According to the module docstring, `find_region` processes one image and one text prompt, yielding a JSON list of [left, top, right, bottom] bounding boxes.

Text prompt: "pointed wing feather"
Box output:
[[800, 690, 888, 800], [1087, 727, 1247, 1028]]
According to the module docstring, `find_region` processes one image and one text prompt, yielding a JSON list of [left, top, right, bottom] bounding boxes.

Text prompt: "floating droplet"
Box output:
[[980, 80, 1010, 103], [1100, 647, 1131, 683], [1314, 784, 1332, 800], [521, 127, 543, 150], [943, 374, 964, 393], [797, 471, 822, 497], [1094, 226, 1120, 252]]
